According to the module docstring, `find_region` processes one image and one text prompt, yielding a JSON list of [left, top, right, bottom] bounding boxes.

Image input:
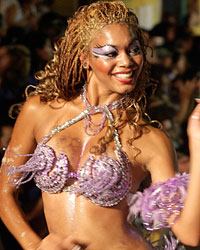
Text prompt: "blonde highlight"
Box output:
[[26, 1, 155, 155]]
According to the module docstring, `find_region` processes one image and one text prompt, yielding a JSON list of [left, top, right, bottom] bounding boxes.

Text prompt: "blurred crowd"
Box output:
[[0, 1, 200, 249], [0, 0, 67, 249], [145, 11, 200, 175]]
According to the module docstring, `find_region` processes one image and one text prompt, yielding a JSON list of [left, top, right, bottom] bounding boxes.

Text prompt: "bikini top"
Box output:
[[5, 108, 132, 207]]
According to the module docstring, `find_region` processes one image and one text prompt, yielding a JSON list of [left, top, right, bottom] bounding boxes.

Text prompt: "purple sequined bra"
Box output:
[[4, 99, 190, 249], [5, 108, 132, 207]]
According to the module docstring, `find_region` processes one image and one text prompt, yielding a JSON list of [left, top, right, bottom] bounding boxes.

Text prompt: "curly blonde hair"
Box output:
[[28, 1, 155, 155]]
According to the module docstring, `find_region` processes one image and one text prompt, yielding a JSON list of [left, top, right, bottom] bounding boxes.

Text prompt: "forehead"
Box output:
[[89, 23, 137, 47]]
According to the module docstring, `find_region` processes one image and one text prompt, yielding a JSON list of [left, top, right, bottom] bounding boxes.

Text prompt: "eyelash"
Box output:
[[93, 44, 141, 59], [128, 46, 141, 55], [104, 46, 141, 59], [104, 52, 118, 58]]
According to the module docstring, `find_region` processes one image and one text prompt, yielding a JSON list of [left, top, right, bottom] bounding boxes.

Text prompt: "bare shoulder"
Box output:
[[11, 96, 57, 143], [20, 96, 68, 140], [19, 96, 66, 125], [133, 125, 177, 183], [20, 95, 46, 115], [132, 125, 175, 157], [143, 125, 174, 150], [13, 96, 46, 132]]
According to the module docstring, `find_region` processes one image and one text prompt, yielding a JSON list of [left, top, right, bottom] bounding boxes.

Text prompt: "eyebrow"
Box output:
[[94, 38, 139, 50], [128, 38, 140, 46], [93, 44, 117, 50]]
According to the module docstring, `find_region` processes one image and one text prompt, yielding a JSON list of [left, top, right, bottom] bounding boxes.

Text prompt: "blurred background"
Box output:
[[0, 0, 200, 249]]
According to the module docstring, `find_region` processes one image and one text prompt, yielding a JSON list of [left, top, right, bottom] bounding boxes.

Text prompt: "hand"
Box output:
[[187, 99, 200, 141], [36, 234, 84, 250]]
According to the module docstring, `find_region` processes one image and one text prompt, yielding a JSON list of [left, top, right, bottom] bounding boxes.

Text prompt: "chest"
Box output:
[[34, 108, 148, 192]]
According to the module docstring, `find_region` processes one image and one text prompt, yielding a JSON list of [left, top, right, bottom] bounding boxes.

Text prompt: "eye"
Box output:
[[92, 45, 118, 59], [128, 46, 141, 56], [105, 51, 118, 58]]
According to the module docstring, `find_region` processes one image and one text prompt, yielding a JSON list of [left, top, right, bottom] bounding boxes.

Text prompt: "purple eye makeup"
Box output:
[[129, 40, 140, 50], [92, 45, 118, 59], [128, 40, 141, 55], [92, 40, 141, 59]]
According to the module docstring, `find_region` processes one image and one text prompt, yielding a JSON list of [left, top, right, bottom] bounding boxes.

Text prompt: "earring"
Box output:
[[83, 64, 88, 69]]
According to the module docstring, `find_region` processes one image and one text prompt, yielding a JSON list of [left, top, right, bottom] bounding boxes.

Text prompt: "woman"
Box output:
[[0, 2, 199, 250]]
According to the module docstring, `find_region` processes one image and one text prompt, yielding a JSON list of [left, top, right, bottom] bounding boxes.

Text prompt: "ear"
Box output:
[[80, 52, 89, 69]]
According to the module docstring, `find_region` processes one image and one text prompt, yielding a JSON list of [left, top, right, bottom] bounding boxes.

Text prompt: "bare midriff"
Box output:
[[42, 192, 152, 250]]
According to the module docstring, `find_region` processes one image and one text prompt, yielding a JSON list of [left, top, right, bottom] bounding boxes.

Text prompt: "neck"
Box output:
[[80, 84, 128, 136], [81, 84, 127, 111], [85, 83, 125, 106]]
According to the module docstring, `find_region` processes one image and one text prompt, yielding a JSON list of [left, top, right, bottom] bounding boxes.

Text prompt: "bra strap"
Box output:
[[40, 106, 122, 151], [104, 105, 122, 150], [40, 109, 90, 144]]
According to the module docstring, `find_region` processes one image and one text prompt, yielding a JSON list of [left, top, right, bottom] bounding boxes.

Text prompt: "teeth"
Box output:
[[114, 72, 132, 79]]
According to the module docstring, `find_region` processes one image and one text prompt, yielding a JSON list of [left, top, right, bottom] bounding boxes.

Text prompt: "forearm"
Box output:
[[172, 140, 200, 246], [0, 193, 41, 250]]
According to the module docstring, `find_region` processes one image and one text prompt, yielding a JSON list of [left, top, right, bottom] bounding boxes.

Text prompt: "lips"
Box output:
[[112, 71, 134, 83], [114, 72, 133, 79]]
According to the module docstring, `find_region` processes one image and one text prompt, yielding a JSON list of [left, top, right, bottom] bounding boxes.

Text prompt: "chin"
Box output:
[[116, 82, 136, 94]]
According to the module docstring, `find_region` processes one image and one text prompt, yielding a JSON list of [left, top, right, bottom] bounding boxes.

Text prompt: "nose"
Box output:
[[118, 51, 134, 68]]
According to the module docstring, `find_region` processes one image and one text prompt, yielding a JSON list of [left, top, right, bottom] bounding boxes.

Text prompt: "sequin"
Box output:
[[5, 105, 132, 207]]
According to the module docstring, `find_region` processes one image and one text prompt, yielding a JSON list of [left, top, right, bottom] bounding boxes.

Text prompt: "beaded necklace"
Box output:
[[81, 84, 127, 136]]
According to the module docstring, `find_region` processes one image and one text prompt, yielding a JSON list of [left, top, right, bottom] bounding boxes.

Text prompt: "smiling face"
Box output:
[[85, 23, 144, 96]]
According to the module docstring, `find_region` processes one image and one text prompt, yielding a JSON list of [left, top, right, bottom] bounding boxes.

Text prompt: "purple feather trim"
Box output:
[[146, 231, 186, 249], [127, 173, 189, 230], [163, 231, 185, 250], [151, 231, 186, 249], [3, 146, 50, 188]]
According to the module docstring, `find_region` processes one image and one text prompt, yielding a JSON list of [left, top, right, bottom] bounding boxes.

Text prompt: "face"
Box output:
[[85, 23, 144, 95]]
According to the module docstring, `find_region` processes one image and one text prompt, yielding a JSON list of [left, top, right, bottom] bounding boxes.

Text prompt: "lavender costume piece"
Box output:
[[127, 173, 189, 231], [4, 88, 189, 249], [4, 101, 132, 207], [127, 174, 189, 249]]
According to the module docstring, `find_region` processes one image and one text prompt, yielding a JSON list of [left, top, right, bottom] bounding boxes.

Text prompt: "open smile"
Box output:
[[113, 71, 134, 83]]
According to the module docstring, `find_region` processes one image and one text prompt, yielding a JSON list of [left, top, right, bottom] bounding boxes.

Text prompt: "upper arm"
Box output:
[[144, 127, 178, 183], [8, 96, 41, 153], [0, 96, 41, 193]]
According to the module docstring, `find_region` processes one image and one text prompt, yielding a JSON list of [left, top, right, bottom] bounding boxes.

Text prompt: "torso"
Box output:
[[30, 96, 152, 249]]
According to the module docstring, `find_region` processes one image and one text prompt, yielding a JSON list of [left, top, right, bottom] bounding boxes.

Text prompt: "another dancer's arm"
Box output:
[[171, 100, 200, 246]]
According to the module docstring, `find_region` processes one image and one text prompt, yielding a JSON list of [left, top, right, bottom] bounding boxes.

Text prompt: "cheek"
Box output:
[[91, 59, 113, 74], [136, 56, 144, 73]]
